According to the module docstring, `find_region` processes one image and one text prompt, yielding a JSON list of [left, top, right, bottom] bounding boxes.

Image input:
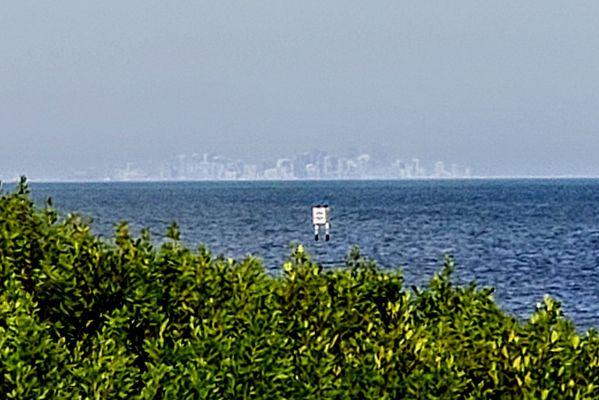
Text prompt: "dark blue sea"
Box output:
[[25, 180, 599, 329]]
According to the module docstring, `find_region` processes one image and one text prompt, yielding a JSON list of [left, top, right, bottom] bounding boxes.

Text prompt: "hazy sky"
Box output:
[[1, 1, 599, 177]]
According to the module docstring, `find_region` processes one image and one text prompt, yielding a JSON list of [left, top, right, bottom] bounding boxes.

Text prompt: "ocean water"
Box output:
[[25, 179, 599, 329]]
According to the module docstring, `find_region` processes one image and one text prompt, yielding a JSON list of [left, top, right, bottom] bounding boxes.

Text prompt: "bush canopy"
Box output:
[[0, 178, 597, 399]]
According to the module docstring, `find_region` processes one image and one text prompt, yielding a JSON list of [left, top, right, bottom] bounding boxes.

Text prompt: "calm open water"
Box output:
[[26, 180, 599, 329]]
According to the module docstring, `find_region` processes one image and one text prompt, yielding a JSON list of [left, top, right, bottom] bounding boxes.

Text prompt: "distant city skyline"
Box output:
[[7, 143, 599, 182], [0, 149, 473, 182]]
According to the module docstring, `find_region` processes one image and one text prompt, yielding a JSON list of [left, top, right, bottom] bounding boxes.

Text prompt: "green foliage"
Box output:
[[0, 182, 598, 399]]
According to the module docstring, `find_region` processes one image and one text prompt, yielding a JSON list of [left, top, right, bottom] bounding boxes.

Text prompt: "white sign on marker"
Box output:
[[311, 205, 331, 241]]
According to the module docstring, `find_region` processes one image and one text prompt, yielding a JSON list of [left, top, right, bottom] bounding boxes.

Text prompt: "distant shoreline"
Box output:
[[5, 176, 599, 184]]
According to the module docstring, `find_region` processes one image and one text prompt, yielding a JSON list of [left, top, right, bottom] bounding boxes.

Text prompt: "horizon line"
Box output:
[[5, 175, 599, 184]]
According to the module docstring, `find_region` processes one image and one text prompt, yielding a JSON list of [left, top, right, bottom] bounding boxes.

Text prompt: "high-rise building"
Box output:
[[323, 155, 338, 178], [412, 158, 421, 177], [434, 161, 450, 178], [276, 158, 293, 179]]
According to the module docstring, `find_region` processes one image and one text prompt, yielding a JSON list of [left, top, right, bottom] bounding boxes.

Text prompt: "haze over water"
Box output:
[[2, 2, 599, 178], [29, 179, 599, 330]]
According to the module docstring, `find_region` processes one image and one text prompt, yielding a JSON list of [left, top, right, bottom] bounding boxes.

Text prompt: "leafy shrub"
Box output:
[[0, 179, 597, 398]]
